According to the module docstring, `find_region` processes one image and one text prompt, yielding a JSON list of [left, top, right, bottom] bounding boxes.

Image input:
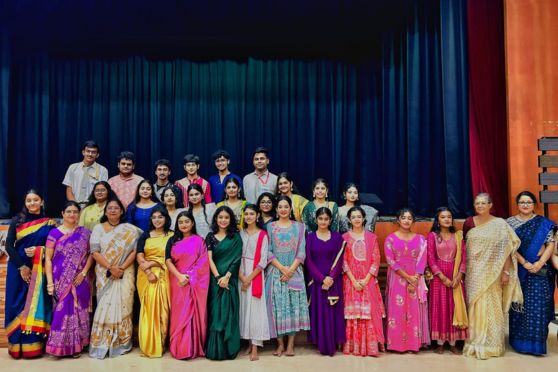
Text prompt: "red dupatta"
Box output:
[[251, 230, 268, 298]]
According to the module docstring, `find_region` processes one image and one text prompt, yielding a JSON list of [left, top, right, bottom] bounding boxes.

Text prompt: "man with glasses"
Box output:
[[62, 140, 109, 208], [208, 149, 242, 203]]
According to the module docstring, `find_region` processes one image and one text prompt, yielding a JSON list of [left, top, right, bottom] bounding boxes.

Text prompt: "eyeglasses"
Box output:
[[518, 201, 534, 205]]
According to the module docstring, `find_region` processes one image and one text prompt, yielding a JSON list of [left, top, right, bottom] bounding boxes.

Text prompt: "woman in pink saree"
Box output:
[[165, 210, 210, 359]]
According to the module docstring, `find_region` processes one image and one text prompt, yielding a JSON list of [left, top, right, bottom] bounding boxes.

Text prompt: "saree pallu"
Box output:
[[5, 217, 56, 359], [137, 233, 173, 358], [463, 218, 522, 359], [89, 223, 140, 359], [46, 227, 92, 356], [169, 236, 209, 360], [508, 215, 556, 355], [205, 233, 242, 360]]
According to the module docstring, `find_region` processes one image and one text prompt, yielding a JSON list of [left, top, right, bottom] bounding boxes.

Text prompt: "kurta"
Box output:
[[463, 217, 522, 359], [191, 204, 215, 239], [205, 233, 242, 360], [239, 230, 271, 346], [166, 235, 210, 360], [45, 227, 92, 356], [338, 205, 379, 233], [137, 232, 174, 358], [301, 201, 339, 233], [507, 215, 555, 355], [265, 221, 310, 337], [79, 203, 105, 230], [384, 233, 430, 352], [305, 231, 346, 355], [216, 200, 247, 229], [4, 215, 56, 359], [342, 231, 385, 356], [426, 232, 468, 342], [126, 203, 161, 233], [290, 194, 309, 222]]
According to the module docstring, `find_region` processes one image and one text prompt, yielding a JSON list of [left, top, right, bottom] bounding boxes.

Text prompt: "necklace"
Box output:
[[108, 220, 120, 227]]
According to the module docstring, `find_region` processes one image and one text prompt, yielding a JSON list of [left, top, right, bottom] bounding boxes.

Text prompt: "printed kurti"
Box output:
[[302, 201, 339, 233], [384, 233, 430, 352], [342, 231, 385, 356], [265, 221, 310, 337]]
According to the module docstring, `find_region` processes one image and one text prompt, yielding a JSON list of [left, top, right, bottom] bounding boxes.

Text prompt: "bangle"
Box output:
[[47, 283, 54, 288], [215, 275, 221, 280], [503, 270, 510, 276], [523, 261, 530, 267], [18, 265, 28, 271], [81, 271, 87, 277]]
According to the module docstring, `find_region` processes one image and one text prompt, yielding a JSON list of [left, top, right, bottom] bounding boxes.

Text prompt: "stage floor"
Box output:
[[2, 325, 558, 372]]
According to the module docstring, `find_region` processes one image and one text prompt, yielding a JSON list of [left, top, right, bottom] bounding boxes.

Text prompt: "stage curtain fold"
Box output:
[[4, 0, 471, 218], [467, 0, 509, 216]]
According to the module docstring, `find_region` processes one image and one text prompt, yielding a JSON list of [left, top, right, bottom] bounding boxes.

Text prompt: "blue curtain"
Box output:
[[1, 0, 471, 217], [0, 29, 10, 216]]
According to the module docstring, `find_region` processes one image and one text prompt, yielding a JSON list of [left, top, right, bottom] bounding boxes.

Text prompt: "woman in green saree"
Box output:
[[205, 205, 243, 360]]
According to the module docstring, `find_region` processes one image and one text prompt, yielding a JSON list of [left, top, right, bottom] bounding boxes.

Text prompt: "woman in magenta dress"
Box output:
[[165, 210, 210, 360], [44, 201, 94, 357], [342, 206, 385, 357], [306, 207, 346, 356], [427, 207, 468, 354], [384, 208, 430, 352]]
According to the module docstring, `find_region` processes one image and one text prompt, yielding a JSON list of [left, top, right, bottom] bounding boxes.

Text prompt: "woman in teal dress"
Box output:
[[205, 205, 242, 360], [302, 178, 339, 233]]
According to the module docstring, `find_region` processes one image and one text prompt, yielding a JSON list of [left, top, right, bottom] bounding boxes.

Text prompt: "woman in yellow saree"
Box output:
[[136, 206, 174, 358], [462, 193, 522, 359]]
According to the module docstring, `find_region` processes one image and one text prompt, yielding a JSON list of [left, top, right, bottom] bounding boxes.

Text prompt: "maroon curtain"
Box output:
[[467, 0, 509, 217]]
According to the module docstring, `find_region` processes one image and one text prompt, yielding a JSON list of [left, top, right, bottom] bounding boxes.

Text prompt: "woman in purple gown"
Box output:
[[305, 207, 346, 355]]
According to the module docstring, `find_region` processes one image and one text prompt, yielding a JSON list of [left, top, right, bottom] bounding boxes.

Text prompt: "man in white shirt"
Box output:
[[62, 140, 109, 208], [243, 147, 278, 204]]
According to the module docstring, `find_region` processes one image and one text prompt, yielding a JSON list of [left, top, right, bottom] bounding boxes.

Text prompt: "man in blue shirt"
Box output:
[[208, 149, 242, 203]]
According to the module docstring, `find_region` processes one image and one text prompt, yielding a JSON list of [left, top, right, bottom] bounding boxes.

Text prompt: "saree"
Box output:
[[89, 223, 140, 359], [463, 218, 522, 359], [205, 233, 242, 360], [45, 227, 92, 356], [168, 235, 210, 359], [5, 217, 56, 359], [137, 232, 174, 358], [508, 215, 556, 355]]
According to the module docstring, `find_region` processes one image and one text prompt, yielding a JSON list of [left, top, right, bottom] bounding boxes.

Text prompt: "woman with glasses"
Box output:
[[79, 181, 115, 230], [462, 193, 522, 359], [507, 191, 556, 355]]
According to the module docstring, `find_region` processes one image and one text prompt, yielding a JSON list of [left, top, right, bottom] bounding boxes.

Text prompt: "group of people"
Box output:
[[3, 141, 557, 361]]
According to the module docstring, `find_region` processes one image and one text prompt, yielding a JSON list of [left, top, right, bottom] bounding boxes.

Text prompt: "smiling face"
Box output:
[[517, 195, 535, 215], [62, 204, 80, 225], [163, 189, 177, 208], [225, 181, 240, 199], [474, 195, 492, 216], [259, 196, 273, 213], [105, 200, 123, 221], [316, 213, 331, 230], [138, 182, 153, 200], [188, 189, 202, 206], [25, 193, 43, 215], [276, 199, 291, 219], [349, 209, 364, 229], [253, 152, 269, 172], [177, 215, 194, 235], [277, 177, 293, 195], [184, 162, 199, 176], [398, 212, 414, 230], [214, 156, 229, 172], [243, 208, 258, 226], [344, 186, 359, 203], [94, 183, 109, 203], [216, 210, 231, 230], [437, 210, 453, 229], [155, 165, 170, 182], [313, 182, 328, 200], [151, 211, 166, 230], [82, 146, 99, 166]]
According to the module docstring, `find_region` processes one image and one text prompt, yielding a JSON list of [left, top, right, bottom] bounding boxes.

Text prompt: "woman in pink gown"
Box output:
[[384, 208, 430, 352]]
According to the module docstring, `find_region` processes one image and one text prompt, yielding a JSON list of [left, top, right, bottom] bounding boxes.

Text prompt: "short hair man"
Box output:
[[208, 149, 242, 203], [62, 140, 109, 208], [243, 147, 278, 204], [152, 159, 182, 203], [107, 151, 144, 209], [175, 154, 212, 207]]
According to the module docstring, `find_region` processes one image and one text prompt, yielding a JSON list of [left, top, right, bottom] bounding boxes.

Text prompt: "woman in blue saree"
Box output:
[[4, 189, 56, 358], [507, 191, 557, 355]]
